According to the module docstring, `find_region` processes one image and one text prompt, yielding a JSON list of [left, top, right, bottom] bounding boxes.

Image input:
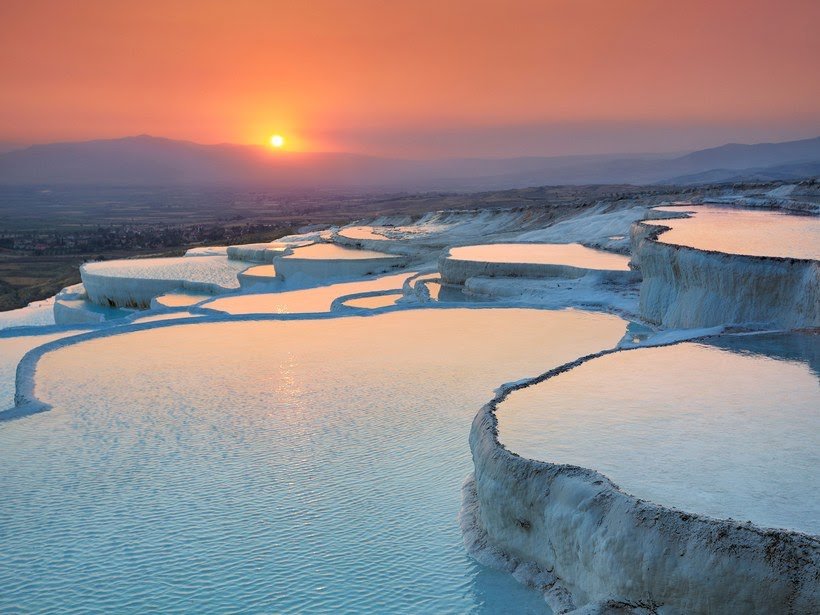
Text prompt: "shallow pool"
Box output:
[[0, 308, 627, 613], [0, 331, 87, 408], [338, 226, 387, 240], [154, 291, 215, 308], [447, 243, 631, 270], [129, 312, 202, 325], [202, 272, 414, 315], [343, 293, 403, 309], [282, 243, 400, 261], [497, 333, 820, 534], [241, 264, 277, 278], [647, 205, 820, 259]]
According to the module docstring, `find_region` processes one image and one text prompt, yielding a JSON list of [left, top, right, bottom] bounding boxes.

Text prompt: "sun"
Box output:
[[269, 134, 285, 148]]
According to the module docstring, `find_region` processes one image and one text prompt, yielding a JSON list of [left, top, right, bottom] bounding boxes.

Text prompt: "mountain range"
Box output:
[[0, 134, 817, 191]]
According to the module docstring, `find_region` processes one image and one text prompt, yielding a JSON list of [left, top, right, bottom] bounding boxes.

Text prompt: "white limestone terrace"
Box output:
[[497, 336, 819, 534], [151, 290, 216, 309], [225, 239, 311, 263], [237, 264, 278, 288], [80, 255, 252, 309], [0, 329, 91, 409], [1, 188, 818, 613], [645, 205, 819, 260], [220, 227, 334, 263], [54, 283, 135, 325], [272, 242, 407, 281], [631, 204, 820, 329], [0, 297, 55, 331], [464, 334, 820, 615], [336, 202, 663, 257], [199, 271, 417, 315], [692, 183, 820, 216], [339, 292, 404, 310], [440, 243, 635, 288]]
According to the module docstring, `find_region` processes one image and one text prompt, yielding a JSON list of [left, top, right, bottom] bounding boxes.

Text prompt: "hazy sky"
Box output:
[[1, 0, 818, 157]]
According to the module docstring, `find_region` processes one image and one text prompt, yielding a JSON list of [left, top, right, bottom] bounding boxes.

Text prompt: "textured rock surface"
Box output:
[[466, 352, 820, 614], [440, 251, 638, 286], [632, 220, 819, 328]]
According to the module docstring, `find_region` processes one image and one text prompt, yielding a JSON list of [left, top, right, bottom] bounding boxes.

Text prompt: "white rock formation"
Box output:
[[439, 243, 638, 287], [632, 220, 819, 329], [272, 245, 406, 281], [466, 351, 820, 614], [81, 256, 248, 308]]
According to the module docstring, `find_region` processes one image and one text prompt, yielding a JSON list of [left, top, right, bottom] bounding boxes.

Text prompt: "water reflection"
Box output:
[[647, 205, 819, 259], [343, 293, 403, 309], [283, 243, 400, 260], [448, 243, 631, 270], [703, 331, 820, 377], [498, 332, 820, 533], [203, 272, 414, 314], [1, 309, 624, 613]]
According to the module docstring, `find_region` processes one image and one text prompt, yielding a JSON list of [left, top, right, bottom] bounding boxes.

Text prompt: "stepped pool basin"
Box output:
[[281, 243, 400, 261], [81, 256, 250, 308], [238, 264, 278, 288], [440, 243, 634, 287], [633, 205, 820, 329], [274, 243, 406, 281], [153, 291, 215, 308], [496, 333, 820, 534], [446, 243, 632, 269], [0, 330, 88, 408], [0, 298, 55, 330], [646, 205, 820, 259], [338, 226, 388, 241], [0, 308, 627, 613], [342, 293, 404, 309], [201, 272, 414, 314]]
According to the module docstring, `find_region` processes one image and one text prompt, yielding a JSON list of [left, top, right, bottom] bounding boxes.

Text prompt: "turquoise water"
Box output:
[[0, 309, 627, 613], [497, 333, 820, 534]]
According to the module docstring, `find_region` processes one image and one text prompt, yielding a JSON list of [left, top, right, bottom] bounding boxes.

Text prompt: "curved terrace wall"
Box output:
[[631, 220, 820, 329], [466, 351, 820, 614], [439, 253, 638, 287], [82, 268, 232, 309], [273, 254, 406, 281]]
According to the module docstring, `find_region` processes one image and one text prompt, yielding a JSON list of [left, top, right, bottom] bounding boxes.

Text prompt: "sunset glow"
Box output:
[[1, 0, 818, 156], [0, 1, 817, 610]]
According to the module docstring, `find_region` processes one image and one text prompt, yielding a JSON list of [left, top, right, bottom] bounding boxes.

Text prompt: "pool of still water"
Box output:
[[497, 334, 820, 534], [447, 243, 631, 270], [154, 291, 215, 308], [338, 226, 388, 240], [0, 308, 628, 613], [0, 331, 88, 408], [202, 272, 414, 315], [647, 205, 820, 260], [282, 243, 401, 261], [343, 293, 404, 309]]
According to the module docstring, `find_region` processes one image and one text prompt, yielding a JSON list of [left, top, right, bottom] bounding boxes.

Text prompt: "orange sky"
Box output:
[[1, 0, 818, 156]]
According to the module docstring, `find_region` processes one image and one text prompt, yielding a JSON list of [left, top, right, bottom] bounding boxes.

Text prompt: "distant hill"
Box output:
[[0, 134, 817, 190], [664, 161, 820, 185]]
